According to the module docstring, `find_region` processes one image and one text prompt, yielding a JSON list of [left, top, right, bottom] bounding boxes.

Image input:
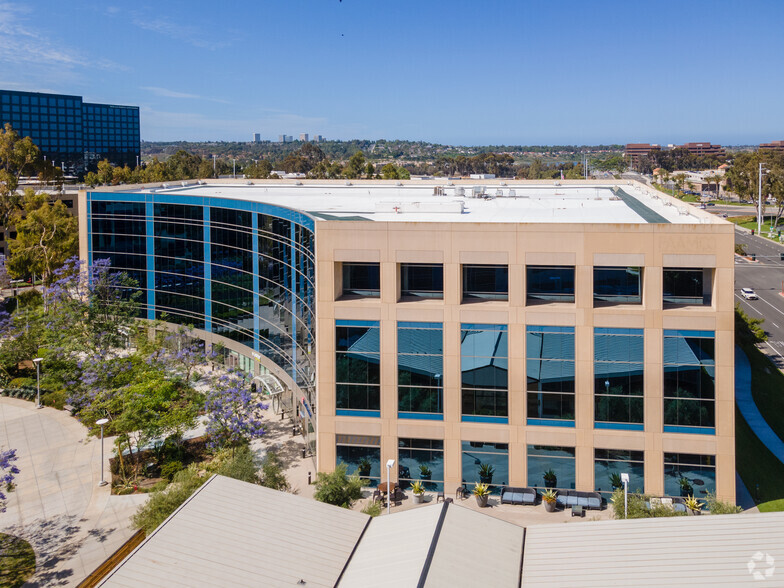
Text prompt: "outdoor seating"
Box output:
[[456, 486, 467, 500], [571, 504, 584, 517], [555, 490, 603, 510], [499, 486, 537, 506], [436, 490, 445, 503]]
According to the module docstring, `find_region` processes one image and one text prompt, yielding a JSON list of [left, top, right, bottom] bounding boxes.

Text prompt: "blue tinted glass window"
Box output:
[[336, 438, 380, 486], [594, 328, 644, 425], [398, 438, 444, 491], [463, 264, 508, 300], [526, 326, 575, 422], [461, 324, 508, 419], [342, 262, 379, 297], [398, 322, 443, 416], [461, 441, 508, 492], [527, 445, 576, 490], [663, 453, 715, 499], [401, 263, 443, 299], [594, 266, 641, 304], [336, 320, 380, 412], [594, 449, 644, 495], [663, 331, 715, 429], [663, 268, 711, 305], [527, 266, 575, 302]]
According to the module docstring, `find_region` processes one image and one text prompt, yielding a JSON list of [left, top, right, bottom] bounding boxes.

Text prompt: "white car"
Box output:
[[741, 288, 758, 300]]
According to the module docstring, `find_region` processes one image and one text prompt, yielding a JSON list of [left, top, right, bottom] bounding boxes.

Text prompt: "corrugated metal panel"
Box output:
[[425, 504, 524, 587], [522, 512, 784, 587], [100, 476, 369, 588], [339, 504, 443, 587]]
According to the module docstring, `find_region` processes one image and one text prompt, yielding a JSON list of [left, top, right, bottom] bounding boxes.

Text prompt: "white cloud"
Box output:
[[141, 86, 230, 104], [104, 7, 231, 50]]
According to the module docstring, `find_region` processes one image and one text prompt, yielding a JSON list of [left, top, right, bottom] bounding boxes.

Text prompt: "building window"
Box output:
[[594, 449, 644, 495], [461, 324, 508, 423], [398, 322, 443, 419], [663, 330, 715, 433], [461, 441, 508, 493], [400, 263, 443, 299], [526, 326, 575, 425], [341, 262, 380, 297], [335, 320, 380, 416], [594, 328, 644, 429], [336, 435, 381, 487], [593, 266, 641, 304], [398, 438, 444, 491], [527, 445, 576, 490], [462, 264, 508, 301], [663, 268, 711, 305], [526, 265, 575, 302], [663, 453, 715, 498]]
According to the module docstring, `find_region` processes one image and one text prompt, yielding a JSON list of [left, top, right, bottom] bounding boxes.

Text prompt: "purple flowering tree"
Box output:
[[1, 446, 19, 513], [204, 369, 267, 452]]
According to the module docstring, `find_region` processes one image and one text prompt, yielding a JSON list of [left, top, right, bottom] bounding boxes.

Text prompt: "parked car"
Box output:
[[741, 288, 758, 300]]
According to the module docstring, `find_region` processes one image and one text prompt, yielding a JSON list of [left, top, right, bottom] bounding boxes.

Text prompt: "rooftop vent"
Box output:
[[455, 186, 465, 197], [162, 183, 169, 189], [181, 181, 187, 187], [508, 189, 516, 198], [345, 181, 352, 186]]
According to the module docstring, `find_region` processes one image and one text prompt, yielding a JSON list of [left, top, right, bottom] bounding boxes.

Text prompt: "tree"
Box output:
[[344, 151, 366, 179], [244, 159, 272, 179], [381, 163, 398, 179], [204, 369, 267, 451], [96, 159, 114, 185], [672, 173, 687, 196], [0, 447, 19, 513], [6, 189, 77, 284], [365, 162, 375, 179], [259, 450, 289, 490], [313, 463, 364, 508], [0, 123, 40, 225]]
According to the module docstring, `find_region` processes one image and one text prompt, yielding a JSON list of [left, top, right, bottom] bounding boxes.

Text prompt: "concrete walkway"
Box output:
[[735, 346, 784, 464], [0, 398, 146, 587]]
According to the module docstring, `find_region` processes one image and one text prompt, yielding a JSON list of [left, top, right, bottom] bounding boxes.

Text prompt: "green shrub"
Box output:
[[705, 491, 742, 514], [160, 460, 184, 481], [313, 464, 364, 508], [209, 445, 260, 484], [361, 499, 383, 517], [260, 450, 289, 491], [610, 489, 685, 519], [131, 467, 207, 534], [41, 389, 65, 410], [8, 377, 35, 388]]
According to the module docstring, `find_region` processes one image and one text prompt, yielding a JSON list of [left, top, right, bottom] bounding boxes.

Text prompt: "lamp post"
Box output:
[[96, 418, 109, 486], [32, 357, 43, 409], [620, 472, 630, 519], [386, 459, 395, 516], [758, 162, 768, 236]]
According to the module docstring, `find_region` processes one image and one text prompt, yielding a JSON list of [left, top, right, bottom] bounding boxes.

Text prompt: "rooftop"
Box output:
[[97, 180, 725, 225]]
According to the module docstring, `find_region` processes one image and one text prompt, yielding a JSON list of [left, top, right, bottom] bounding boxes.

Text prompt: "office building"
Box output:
[[278, 134, 293, 143], [679, 142, 726, 158], [759, 140, 784, 152], [253, 133, 261, 143], [79, 180, 735, 503], [299, 133, 309, 142], [0, 89, 140, 174], [624, 143, 661, 169]]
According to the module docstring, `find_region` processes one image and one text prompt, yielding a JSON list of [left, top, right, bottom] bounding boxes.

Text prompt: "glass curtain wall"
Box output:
[[153, 203, 205, 327], [593, 267, 642, 304], [526, 326, 575, 425], [336, 435, 381, 487], [397, 322, 443, 419], [460, 324, 508, 423], [461, 441, 508, 493], [526, 266, 575, 302], [594, 328, 644, 429], [594, 449, 644, 495], [335, 320, 381, 416], [398, 438, 444, 491], [663, 330, 715, 432], [527, 445, 576, 490]]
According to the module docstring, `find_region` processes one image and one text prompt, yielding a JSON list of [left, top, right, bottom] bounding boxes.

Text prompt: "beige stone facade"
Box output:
[[315, 210, 735, 501]]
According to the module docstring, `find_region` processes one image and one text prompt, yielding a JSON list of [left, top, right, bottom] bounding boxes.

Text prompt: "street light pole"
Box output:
[[386, 459, 395, 516], [621, 472, 630, 519], [33, 357, 43, 409], [758, 162, 766, 236], [96, 418, 109, 486]]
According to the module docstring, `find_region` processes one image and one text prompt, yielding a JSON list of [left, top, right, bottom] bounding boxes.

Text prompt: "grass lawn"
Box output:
[[0, 533, 36, 588], [729, 215, 784, 241], [758, 498, 784, 512], [741, 342, 784, 443], [735, 408, 784, 504]]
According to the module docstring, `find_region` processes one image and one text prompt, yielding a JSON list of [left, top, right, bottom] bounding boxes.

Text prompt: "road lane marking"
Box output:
[[773, 323, 781, 328], [735, 294, 764, 315], [755, 295, 784, 318], [765, 341, 784, 359]]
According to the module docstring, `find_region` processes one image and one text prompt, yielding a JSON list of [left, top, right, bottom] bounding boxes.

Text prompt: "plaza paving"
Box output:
[[0, 397, 146, 587]]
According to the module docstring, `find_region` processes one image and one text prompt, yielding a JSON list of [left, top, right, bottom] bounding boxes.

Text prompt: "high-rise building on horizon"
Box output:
[[299, 133, 309, 142], [0, 89, 140, 174], [253, 133, 261, 143]]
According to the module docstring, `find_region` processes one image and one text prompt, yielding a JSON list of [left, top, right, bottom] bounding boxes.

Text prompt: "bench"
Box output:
[[500, 486, 537, 506], [555, 490, 603, 510]]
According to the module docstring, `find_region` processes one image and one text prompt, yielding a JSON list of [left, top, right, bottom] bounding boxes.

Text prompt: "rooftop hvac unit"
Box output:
[[495, 189, 503, 198], [508, 189, 516, 198], [455, 186, 465, 197], [472, 185, 485, 198]]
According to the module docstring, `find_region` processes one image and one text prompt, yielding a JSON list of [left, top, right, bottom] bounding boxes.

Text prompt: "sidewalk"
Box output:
[[735, 346, 784, 464], [0, 397, 146, 587]]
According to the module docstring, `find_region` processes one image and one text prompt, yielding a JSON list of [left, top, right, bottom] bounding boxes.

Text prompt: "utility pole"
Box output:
[[758, 162, 767, 236]]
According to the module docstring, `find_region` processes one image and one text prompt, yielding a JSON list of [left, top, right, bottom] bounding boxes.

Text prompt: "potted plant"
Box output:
[[542, 489, 558, 512], [678, 477, 693, 497], [478, 463, 495, 485], [610, 472, 623, 491], [411, 480, 426, 504], [543, 469, 557, 489], [419, 464, 432, 481], [684, 495, 703, 515], [357, 457, 372, 478], [473, 482, 490, 507]]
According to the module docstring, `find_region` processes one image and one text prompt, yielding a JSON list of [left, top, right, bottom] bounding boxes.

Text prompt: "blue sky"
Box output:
[[2, 0, 783, 145]]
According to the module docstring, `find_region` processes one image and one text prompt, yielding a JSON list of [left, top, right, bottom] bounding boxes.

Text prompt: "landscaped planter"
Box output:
[[476, 494, 489, 508], [544, 500, 556, 512], [412, 493, 424, 504]]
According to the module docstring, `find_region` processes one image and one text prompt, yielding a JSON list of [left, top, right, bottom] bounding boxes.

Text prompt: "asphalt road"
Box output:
[[734, 229, 784, 368]]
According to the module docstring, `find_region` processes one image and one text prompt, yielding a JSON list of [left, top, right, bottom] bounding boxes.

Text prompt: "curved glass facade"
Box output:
[[87, 192, 316, 408]]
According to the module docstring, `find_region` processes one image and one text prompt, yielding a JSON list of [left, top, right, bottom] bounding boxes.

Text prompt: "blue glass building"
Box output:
[[0, 89, 140, 173]]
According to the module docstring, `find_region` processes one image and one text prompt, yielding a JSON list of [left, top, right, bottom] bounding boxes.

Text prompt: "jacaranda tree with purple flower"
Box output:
[[0, 446, 20, 513], [204, 369, 267, 453]]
